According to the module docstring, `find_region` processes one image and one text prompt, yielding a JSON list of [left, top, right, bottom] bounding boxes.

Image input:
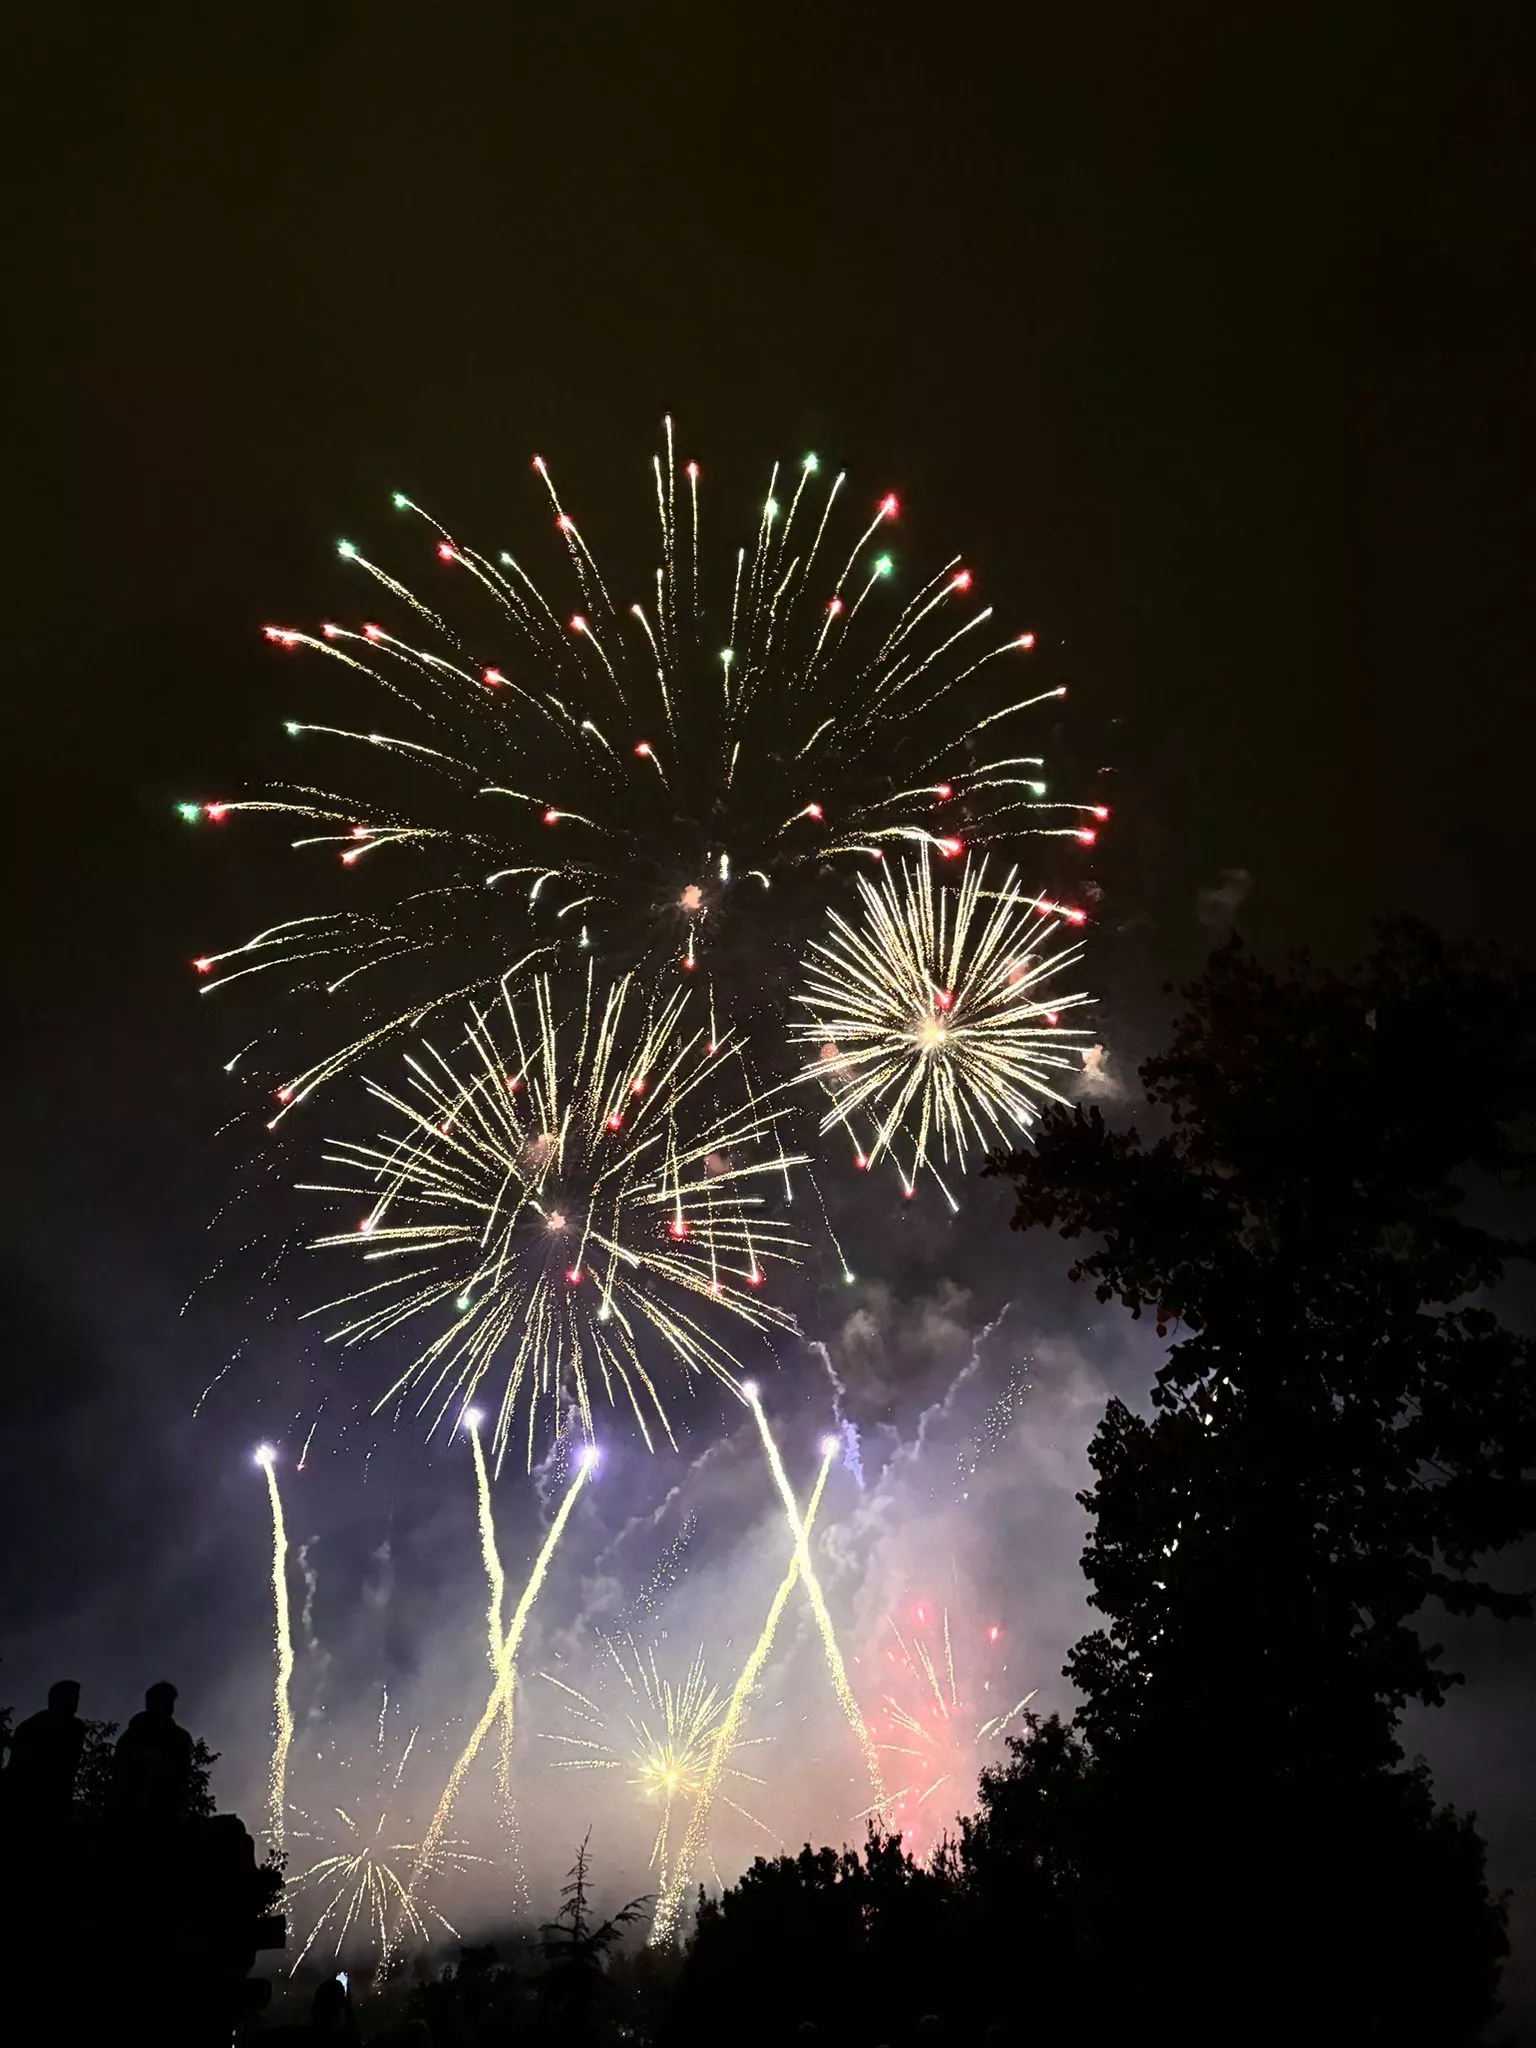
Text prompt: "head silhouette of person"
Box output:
[[46, 1681, 81, 1717], [145, 1681, 178, 1719], [311, 1977, 350, 2030]]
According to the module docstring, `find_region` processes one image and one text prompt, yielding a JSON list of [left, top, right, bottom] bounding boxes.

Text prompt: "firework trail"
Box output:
[[541, 1638, 769, 1893], [464, 1411, 518, 1819], [302, 966, 806, 1467], [871, 1605, 1037, 1851], [415, 1445, 597, 1876], [795, 856, 1095, 1206], [746, 1390, 887, 1822], [651, 1438, 836, 1945], [287, 1693, 486, 1973], [255, 1444, 295, 1853], [189, 426, 1102, 1102]]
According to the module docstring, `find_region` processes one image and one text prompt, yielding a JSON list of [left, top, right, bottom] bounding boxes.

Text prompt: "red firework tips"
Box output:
[[746, 1271, 763, 1287], [1066, 908, 1088, 926], [570, 613, 587, 633], [902, 1185, 915, 1200], [351, 825, 370, 839], [557, 514, 574, 532], [192, 957, 214, 975], [505, 1074, 522, 1091], [605, 1113, 623, 1132], [935, 989, 954, 1010], [634, 741, 652, 757], [989, 1625, 1001, 1643], [543, 808, 560, 824], [363, 623, 383, 640], [935, 783, 953, 799], [880, 494, 899, 518], [358, 1217, 375, 1235], [1093, 805, 1110, 821], [937, 837, 963, 857], [709, 1281, 723, 1297], [204, 803, 229, 822], [276, 1086, 294, 1103], [681, 956, 696, 971], [436, 543, 455, 562], [630, 1078, 647, 1095], [1045, 1011, 1060, 1027], [340, 849, 361, 865], [953, 570, 972, 591], [686, 460, 699, 479], [806, 803, 824, 821], [566, 1268, 583, 1285], [1076, 828, 1097, 846], [321, 623, 339, 638], [668, 1219, 689, 1240], [483, 668, 504, 686], [1018, 632, 1037, 650], [532, 454, 545, 471], [827, 597, 843, 615]]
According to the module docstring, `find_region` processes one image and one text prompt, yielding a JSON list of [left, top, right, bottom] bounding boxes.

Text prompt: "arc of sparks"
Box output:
[[651, 1436, 836, 1945], [256, 1445, 295, 1854]]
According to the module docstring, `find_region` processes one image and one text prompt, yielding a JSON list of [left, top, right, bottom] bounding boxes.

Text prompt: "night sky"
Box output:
[[6, 0, 1535, 2013]]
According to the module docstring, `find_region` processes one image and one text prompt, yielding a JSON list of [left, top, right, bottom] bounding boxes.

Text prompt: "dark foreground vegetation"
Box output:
[[5, 917, 1532, 2045]]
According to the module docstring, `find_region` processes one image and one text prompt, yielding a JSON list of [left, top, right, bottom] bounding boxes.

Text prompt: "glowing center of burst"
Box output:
[[679, 883, 705, 913], [547, 1210, 568, 1231], [917, 1017, 949, 1049]]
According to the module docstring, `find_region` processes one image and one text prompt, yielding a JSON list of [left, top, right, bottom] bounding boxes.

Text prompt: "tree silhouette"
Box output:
[[987, 916, 1531, 2042], [537, 1832, 651, 2047]]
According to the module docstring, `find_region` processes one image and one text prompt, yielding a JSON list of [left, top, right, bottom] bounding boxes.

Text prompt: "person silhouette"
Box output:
[[311, 1976, 362, 2037], [113, 1680, 195, 1824], [3, 1680, 85, 1825]]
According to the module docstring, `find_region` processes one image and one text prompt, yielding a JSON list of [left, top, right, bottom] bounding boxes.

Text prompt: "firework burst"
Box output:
[[870, 1606, 1036, 1853], [541, 1638, 769, 1888], [189, 424, 1102, 1106], [793, 856, 1094, 1206], [301, 966, 805, 1466], [287, 1695, 487, 1973]]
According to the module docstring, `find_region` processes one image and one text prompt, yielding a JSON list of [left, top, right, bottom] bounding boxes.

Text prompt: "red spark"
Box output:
[[630, 1078, 647, 1095], [806, 802, 823, 820], [543, 808, 559, 824], [880, 494, 899, 518], [483, 668, 504, 686], [605, 1113, 623, 1132], [1018, 632, 1036, 650], [205, 803, 229, 822], [363, 623, 383, 639], [436, 543, 455, 562], [1093, 805, 1110, 821], [1076, 828, 1097, 846], [193, 957, 214, 975], [569, 613, 586, 633], [566, 1268, 583, 1285], [686, 461, 699, 480], [937, 837, 963, 857], [668, 1219, 689, 1240], [634, 741, 652, 757], [952, 570, 972, 591], [936, 783, 953, 799]]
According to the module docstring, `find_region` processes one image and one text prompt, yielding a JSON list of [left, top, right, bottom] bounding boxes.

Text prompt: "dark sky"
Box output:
[[5, 0, 1536, 2011]]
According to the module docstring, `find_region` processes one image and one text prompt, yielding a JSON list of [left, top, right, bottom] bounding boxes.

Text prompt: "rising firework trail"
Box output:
[[255, 1444, 295, 1853], [303, 966, 806, 1467], [794, 856, 1095, 1206], [465, 1411, 516, 1817], [541, 1638, 768, 1893], [188, 423, 1103, 1099], [748, 1390, 888, 1820], [415, 1445, 597, 1876], [651, 1436, 836, 1946]]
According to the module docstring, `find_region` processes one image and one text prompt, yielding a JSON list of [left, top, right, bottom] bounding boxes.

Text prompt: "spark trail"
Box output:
[[465, 1412, 516, 1814], [747, 1391, 888, 1822], [256, 1444, 295, 1853], [414, 1445, 597, 1877], [651, 1438, 835, 1945]]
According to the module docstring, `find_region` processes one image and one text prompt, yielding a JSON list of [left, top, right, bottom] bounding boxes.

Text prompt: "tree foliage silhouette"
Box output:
[[986, 916, 1531, 2042], [537, 1832, 651, 2047]]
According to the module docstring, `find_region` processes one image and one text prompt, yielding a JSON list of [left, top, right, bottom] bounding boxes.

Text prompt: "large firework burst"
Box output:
[[870, 1606, 1036, 1853], [793, 856, 1094, 1205], [540, 1638, 769, 1888], [188, 423, 1103, 1107], [302, 966, 805, 1466]]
